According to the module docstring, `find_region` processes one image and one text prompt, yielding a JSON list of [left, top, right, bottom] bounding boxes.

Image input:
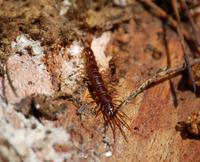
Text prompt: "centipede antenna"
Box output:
[[117, 113, 131, 130], [110, 119, 117, 142], [114, 116, 128, 142]]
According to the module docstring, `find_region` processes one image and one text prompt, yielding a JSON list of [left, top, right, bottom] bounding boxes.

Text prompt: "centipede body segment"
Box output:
[[83, 47, 130, 140]]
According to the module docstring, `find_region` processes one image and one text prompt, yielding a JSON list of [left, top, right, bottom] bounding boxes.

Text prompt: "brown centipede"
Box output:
[[83, 47, 130, 141]]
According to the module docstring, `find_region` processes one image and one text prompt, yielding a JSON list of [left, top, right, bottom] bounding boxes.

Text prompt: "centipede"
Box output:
[[83, 47, 130, 141]]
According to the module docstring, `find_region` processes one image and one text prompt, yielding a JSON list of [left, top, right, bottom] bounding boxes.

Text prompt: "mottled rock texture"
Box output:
[[0, 0, 200, 162]]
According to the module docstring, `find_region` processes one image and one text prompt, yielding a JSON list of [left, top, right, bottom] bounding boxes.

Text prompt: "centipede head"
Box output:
[[100, 104, 131, 143]]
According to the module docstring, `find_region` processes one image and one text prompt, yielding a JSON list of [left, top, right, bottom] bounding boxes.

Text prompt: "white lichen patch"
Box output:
[[91, 31, 112, 71], [60, 41, 84, 94], [0, 98, 72, 162], [113, 0, 128, 7], [67, 41, 84, 57], [5, 34, 54, 103], [11, 34, 44, 58], [59, 0, 72, 16], [104, 150, 112, 157]]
